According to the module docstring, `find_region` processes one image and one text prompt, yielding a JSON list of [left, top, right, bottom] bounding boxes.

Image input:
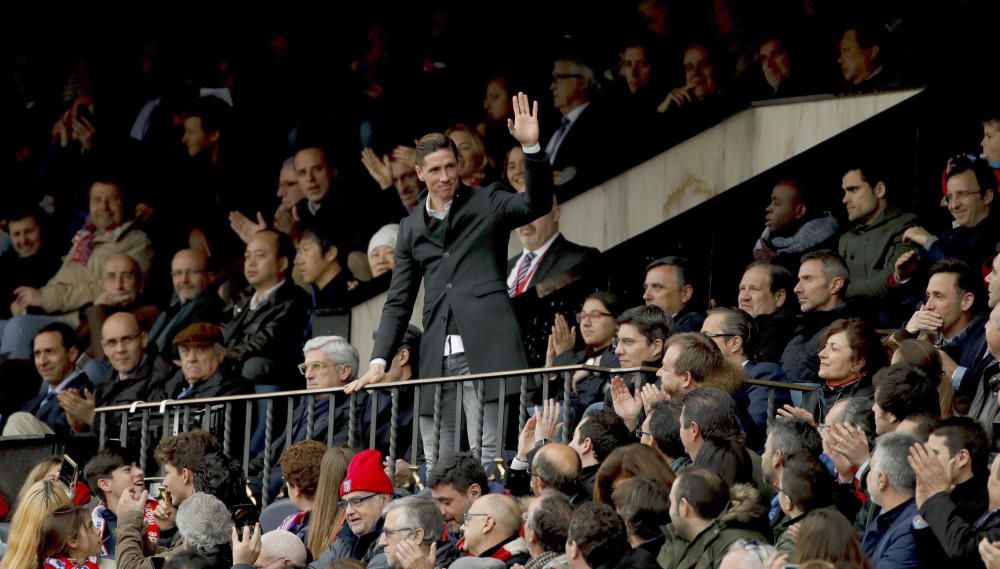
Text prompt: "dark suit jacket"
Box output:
[[372, 150, 554, 402], [545, 103, 612, 197], [506, 234, 600, 294], [223, 280, 310, 388], [147, 291, 225, 356], [24, 372, 92, 436], [154, 367, 252, 401]]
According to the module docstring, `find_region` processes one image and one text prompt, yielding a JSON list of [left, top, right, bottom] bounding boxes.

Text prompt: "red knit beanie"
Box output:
[[340, 449, 393, 497]]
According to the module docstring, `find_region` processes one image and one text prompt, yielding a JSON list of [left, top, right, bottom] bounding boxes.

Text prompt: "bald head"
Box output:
[[471, 493, 522, 536], [532, 444, 581, 496], [171, 248, 208, 302], [102, 254, 142, 299], [102, 312, 147, 374]]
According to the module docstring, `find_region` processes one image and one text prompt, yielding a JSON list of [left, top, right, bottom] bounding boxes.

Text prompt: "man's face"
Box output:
[[9, 216, 42, 258], [615, 323, 660, 368], [643, 265, 688, 314], [101, 462, 145, 504], [391, 160, 422, 208], [872, 395, 896, 436], [640, 413, 654, 447], [369, 246, 396, 279], [179, 343, 223, 383], [294, 236, 334, 286], [244, 232, 285, 290], [738, 267, 781, 317], [102, 317, 146, 374], [656, 344, 689, 399], [924, 272, 970, 335], [841, 169, 883, 224], [946, 170, 992, 228], [415, 149, 459, 205], [838, 29, 876, 84], [432, 483, 475, 533], [982, 121, 1000, 163], [90, 182, 125, 231], [986, 254, 1000, 309], [761, 434, 778, 486], [483, 79, 510, 122], [987, 305, 1000, 359], [380, 508, 420, 569], [182, 116, 215, 158], [758, 39, 791, 90], [568, 420, 588, 460], [302, 349, 347, 390], [102, 257, 139, 299], [701, 312, 736, 356], [684, 45, 716, 101], [988, 455, 1000, 509], [517, 207, 560, 251], [34, 331, 76, 385], [460, 500, 490, 555], [678, 410, 698, 457], [668, 482, 691, 541], [550, 60, 588, 111], [620, 46, 652, 94], [276, 163, 304, 209], [343, 491, 386, 536], [794, 259, 834, 313], [765, 183, 804, 233], [171, 251, 207, 303], [294, 148, 332, 204], [926, 434, 961, 484], [161, 463, 192, 506]]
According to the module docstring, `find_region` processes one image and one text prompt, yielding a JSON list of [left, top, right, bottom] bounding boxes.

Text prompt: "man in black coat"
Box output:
[[349, 93, 552, 471], [153, 323, 251, 401], [1, 322, 91, 436]]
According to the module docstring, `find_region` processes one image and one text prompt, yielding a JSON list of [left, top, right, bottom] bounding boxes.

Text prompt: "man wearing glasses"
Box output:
[[379, 496, 462, 569], [147, 249, 223, 357], [311, 450, 394, 569], [58, 312, 175, 434], [460, 494, 530, 567], [547, 55, 610, 193], [150, 323, 250, 401]]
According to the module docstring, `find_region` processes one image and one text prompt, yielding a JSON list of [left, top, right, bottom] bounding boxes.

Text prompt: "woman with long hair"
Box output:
[[37, 506, 102, 569], [0, 480, 73, 569], [792, 509, 873, 569], [305, 447, 358, 559], [593, 443, 676, 505]]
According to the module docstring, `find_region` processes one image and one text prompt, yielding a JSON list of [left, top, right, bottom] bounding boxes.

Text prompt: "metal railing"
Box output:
[[94, 364, 816, 506]]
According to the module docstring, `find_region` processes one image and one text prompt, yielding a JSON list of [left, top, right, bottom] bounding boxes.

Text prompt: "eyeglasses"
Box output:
[[382, 527, 416, 537], [337, 493, 379, 510], [102, 333, 142, 349], [462, 512, 490, 525], [702, 332, 736, 339], [171, 269, 205, 278], [633, 428, 651, 439], [611, 337, 646, 349], [944, 189, 984, 204], [576, 310, 613, 323], [298, 361, 337, 376]]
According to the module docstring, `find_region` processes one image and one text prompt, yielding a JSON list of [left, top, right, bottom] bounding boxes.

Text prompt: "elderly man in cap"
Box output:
[[310, 449, 394, 569], [151, 323, 250, 400]]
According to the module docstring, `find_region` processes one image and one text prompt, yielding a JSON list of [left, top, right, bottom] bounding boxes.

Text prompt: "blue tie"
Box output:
[[509, 251, 537, 297]]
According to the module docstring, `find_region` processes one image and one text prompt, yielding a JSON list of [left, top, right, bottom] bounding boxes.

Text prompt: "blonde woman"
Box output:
[[0, 480, 73, 569]]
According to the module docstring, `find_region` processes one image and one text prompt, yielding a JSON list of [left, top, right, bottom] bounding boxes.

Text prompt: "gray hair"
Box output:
[[261, 530, 307, 566], [382, 496, 443, 544], [871, 432, 919, 493], [175, 493, 233, 555], [282, 157, 295, 168], [303, 335, 359, 379], [723, 539, 777, 569]]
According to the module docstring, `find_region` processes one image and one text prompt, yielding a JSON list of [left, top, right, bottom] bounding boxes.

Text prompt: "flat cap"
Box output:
[[172, 323, 224, 346]]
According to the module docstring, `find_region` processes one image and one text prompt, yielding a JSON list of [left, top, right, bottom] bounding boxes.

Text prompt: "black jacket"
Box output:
[[674, 306, 707, 334], [223, 280, 310, 388], [372, 150, 553, 405], [800, 374, 875, 424], [919, 491, 1000, 569], [780, 303, 851, 386], [617, 535, 666, 569], [22, 372, 92, 437], [153, 367, 252, 401], [506, 234, 600, 295], [754, 309, 798, 364]]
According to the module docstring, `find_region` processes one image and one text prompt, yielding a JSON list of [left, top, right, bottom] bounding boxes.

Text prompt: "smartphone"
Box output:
[[60, 455, 79, 494]]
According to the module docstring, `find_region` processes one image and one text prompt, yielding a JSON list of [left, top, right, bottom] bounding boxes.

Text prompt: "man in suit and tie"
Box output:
[[2, 322, 91, 436], [507, 198, 600, 298], [347, 92, 552, 471]]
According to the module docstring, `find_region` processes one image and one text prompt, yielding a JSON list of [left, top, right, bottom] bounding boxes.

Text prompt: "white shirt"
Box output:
[[425, 198, 454, 220], [545, 102, 589, 163], [506, 232, 561, 292], [250, 280, 285, 311]]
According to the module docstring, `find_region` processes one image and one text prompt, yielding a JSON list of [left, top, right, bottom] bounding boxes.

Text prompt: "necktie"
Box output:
[[546, 118, 571, 164], [509, 251, 537, 297], [177, 386, 192, 399]]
